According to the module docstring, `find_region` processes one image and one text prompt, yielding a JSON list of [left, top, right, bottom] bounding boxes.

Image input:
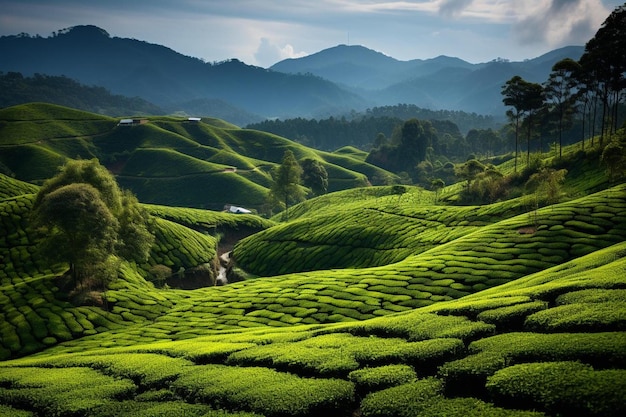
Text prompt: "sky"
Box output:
[[0, 0, 623, 67]]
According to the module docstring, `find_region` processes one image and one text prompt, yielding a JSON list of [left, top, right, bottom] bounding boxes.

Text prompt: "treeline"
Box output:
[[501, 4, 626, 170], [362, 104, 498, 134], [0, 72, 163, 116], [246, 105, 494, 153]]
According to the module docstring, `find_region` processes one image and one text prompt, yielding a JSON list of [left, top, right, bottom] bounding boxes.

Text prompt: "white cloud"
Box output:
[[254, 38, 308, 67]]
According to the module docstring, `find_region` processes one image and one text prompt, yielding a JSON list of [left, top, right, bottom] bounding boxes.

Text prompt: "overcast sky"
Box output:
[[0, 0, 622, 67]]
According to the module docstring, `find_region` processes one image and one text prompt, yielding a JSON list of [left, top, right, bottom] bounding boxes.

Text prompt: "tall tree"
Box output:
[[521, 82, 544, 163], [502, 76, 527, 172], [580, 4, 626, 142], [544, 58, 581, 158], [269, 150, 305, 221], [300, 158, 328, 197]]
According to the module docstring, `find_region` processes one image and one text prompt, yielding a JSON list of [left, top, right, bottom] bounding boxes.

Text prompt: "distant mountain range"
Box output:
[[0, 25, 584, 123]]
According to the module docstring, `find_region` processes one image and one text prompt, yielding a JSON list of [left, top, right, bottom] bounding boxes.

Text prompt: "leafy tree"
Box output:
[[601, 137, 626, 182], [269, 150, 305, 221], [32, 183, 118, 286], [300, 158, 328, 197], [116, 189, 154, 263], [455, 159, 486, 192], [525, 167, 568, 205], [521, 82, 544, 163], [399, 118, 432, 164], [431, 178, 445, 203], [32, 159, 154, 289]]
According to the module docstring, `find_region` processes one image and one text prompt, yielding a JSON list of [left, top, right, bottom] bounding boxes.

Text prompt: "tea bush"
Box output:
[[348, 364, 417, 395], [486, 361, 626, 416], [172, 364, 355, 416]]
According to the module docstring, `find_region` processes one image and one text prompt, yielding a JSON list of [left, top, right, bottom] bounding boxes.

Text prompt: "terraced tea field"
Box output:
[[1, 106, 626, 416], [1, 240, 625, 416]]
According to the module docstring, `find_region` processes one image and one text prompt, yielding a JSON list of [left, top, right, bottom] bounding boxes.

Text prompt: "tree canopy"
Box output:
[[32, 159, 154, 288], [268, 150, 305, 221]]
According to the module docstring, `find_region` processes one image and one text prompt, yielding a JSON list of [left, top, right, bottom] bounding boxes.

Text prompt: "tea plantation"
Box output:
[[1, 104, 626, 416]]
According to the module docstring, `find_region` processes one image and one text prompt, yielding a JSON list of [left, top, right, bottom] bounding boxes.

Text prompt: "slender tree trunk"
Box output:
[[581, 100, 587, 151], [558, 107, 563, 158], [514, 117, 519, 172]]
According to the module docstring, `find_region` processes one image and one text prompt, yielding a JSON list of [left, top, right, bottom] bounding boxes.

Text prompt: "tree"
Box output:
[[525, 168, 568, 205], [544, 58, 581, 158], [300, 158, 328, 197], [31, 159, 154, 289], [399, 118, 431, 164], [455, 159, 486, 192], [269, 150, 305, 221], [521, 82, 544, 163], [601, 138, 626, 182], [32, 183, 118, 285], [431, 178, 445, 203], [502, 76, 527, 172], [580, 4, 626, 142]]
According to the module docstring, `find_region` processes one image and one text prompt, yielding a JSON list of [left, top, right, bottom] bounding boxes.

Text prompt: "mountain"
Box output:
[[0, 26, 585, 122], [272, 44, 585, 115], [0, 26, 367, 123], [0, 72, 163, 116], [271, 45, 479, 91]]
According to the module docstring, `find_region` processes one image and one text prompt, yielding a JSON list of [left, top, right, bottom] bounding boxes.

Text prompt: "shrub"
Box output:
[[524, 302, 626, 332], [349, 312, 495, 342], [0, 366, 136, 416], [439, 331, 626, 397], [359, 378, 443, 417], [486, 361, 626, 416], [348, 364, 417, 395], [172, 364, 355, 417], [227, 333, 463, 377], [476, 301, 548, 330]]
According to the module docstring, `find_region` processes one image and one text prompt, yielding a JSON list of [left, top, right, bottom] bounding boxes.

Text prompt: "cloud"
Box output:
[[254, 38, 307, 67], [439, 0, 474, 18], [512, 0, 611, 47]]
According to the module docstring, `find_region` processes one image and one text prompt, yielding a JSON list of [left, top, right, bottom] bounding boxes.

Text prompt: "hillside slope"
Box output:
[[0, 103, 395, 210], [0, 177, 624, 415]]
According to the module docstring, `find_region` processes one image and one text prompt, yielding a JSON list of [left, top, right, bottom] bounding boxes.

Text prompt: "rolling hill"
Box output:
[[0, 103, 395, 210], [0, 169, 625, 416], [0, 100, 625, 416]]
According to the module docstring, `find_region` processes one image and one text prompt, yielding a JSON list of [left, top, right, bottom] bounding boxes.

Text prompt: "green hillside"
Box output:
[[0, 103, 394, 210], [1, 181, 625, 415], [1, 104, 626, 416]]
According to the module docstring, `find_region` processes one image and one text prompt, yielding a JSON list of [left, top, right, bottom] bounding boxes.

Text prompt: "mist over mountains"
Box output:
[[0, 25, 584, 124]]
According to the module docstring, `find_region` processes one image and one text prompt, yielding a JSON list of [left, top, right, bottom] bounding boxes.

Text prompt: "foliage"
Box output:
[[31, 159, 154, 288], [0, 72, 163, 116], [348, 364, 417, 394], [486, 361, 626, 416], [300, 158, 329, 196], [172, 364, 355, 416], [31, 182, 119, 285], [268, 150, 305, 220]]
